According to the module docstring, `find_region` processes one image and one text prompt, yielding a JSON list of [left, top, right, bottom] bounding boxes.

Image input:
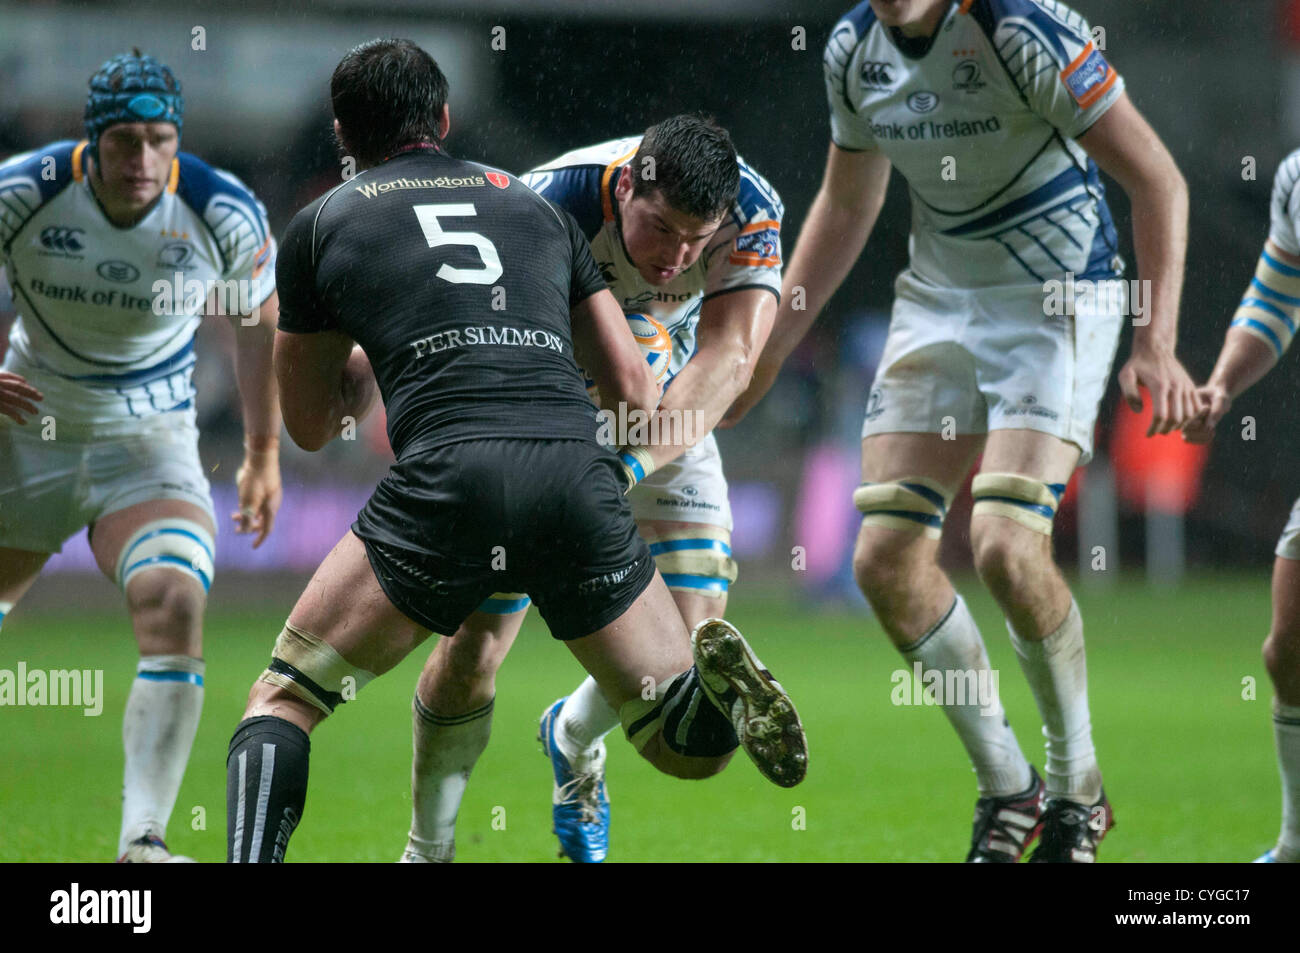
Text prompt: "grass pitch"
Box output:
[[0, 573, 1279, 862]]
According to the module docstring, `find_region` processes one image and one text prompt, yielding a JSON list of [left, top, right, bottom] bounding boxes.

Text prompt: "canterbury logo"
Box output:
[[39, 226, 85, 253], [860, 62, 895, 89]]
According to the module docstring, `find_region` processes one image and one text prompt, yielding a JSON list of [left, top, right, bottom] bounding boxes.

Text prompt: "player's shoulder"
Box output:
[[174, 152, 271, 242], [521, 138, 636, 240], [0, 140, 81, 204], [734, 155, 784, 223], [966, 0, 1095, 63], [829, 1, 878, 40], [1273, 149, 1300, 196]]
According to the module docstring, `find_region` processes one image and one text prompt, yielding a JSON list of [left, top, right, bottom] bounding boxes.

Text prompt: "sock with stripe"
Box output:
[[659, 667, 738, 757], [0, 600, 12, 632], [1273, 699, 1300, 862], [226, 716, 309, 863], [117, 654, 204, 855], [402, 694, 494, 863], [1007, 598, 1102, 804], [555, 676, 618, 771], [901, 595, 1033, 797]]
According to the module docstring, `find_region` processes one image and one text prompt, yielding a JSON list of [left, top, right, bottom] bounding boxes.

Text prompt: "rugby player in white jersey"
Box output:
[[400, 115, 786, 863], [725, 0, 1200, 861], [1185, 151, 1300, 864], [0, 52, 282, 862]]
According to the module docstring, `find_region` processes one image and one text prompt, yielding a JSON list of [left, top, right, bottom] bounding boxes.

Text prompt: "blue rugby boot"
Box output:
[[539, 698, 609, 863]]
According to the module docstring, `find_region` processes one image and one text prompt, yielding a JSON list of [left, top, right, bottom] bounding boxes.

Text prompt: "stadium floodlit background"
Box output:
[[0, 0, 1297, 863]]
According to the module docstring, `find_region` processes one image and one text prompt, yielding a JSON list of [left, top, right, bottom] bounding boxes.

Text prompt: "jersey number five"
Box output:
[[412, 203, 503, 285]]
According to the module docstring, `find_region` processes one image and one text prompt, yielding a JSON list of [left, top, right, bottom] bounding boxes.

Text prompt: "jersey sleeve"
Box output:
[[992, 0, 1124, 140], [275, 199, 336, 334], [704, 163, 784, 303], [824, 15, 878, 152], [1269, 151, 1300, 256], [560, 203, 607, 306]]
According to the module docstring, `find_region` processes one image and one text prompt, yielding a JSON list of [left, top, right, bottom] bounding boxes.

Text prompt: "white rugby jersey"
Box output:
[[520, 137, 782, 387], [0, 140, 275, 427], [826, 0, 1125, 288]]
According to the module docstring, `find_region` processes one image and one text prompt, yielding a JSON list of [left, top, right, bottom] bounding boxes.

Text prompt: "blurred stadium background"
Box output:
[[0, 0, 1296, 862], [1, 0, 1295, 598]]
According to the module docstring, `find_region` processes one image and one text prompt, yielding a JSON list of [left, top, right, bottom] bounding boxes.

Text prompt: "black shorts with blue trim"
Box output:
[[353, 438, 655, 641]]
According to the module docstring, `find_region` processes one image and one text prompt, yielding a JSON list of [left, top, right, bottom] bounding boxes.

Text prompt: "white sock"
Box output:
[[1008, 599, 1101, 803], [118, 654, 204, 855], [404, 694, 493, 862], [902, 595, 1033, 797], [0, 600, 13, 631], [1274, 700, 1300, 862], [555, 676, 618, 772]]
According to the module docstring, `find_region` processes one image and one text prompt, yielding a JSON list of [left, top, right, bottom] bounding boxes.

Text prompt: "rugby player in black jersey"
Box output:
[[225, 38, 806, 862]]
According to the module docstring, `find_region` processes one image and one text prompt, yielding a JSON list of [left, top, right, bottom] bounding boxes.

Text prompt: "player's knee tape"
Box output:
[[115, 518, 215, 594], [619, 669, 737, 757], [256, 622, 376, 716], [1231, 247, 1300, 358], [971, 473, 1066, 536], [644, 527, 738, 598], [476, 591, 531, 615], [854, 477, 952, 539]]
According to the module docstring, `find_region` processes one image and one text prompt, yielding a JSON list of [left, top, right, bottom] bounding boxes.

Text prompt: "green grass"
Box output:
[[0, 573, 1281, 862]]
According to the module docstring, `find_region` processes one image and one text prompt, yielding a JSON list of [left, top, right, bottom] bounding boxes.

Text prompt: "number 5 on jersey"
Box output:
[[412, 203, 503, 285]]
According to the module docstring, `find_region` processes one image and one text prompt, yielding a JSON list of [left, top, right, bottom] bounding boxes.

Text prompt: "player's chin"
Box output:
[[641, 266, 680, 286]]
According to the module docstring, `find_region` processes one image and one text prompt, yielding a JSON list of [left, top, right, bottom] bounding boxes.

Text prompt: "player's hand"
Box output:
[[232, 445, 282, 548], [1181, 383, 1231, 445], [719, 359, 779, 429], [0, 370, 43, 425], [1117, 345, 1201, 436]]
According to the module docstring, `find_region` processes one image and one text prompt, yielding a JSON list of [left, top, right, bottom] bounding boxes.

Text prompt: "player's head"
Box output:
[[615, 114, 740, 286], [868, 0, 951, 32], [331, 38, 450, 168], [83, 50, 182, 219]]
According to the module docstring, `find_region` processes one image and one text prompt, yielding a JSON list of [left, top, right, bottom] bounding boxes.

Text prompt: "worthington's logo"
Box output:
[[355, 175, 485, 197], [0, 662, 103, 716], [49, 883, 151, 933]]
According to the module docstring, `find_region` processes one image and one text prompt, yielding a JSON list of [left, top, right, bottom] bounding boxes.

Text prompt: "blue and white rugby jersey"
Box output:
[[826, 0, 1125, 288], [520, 137, 783, 388], [0, 140, 275, 427], [1269, 150, 1300, 257]]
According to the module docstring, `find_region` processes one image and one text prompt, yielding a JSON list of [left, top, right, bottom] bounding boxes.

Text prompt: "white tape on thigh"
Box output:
[[115, 518, 215, 593]]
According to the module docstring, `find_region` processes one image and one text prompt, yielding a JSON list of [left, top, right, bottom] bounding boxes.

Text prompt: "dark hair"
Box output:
[[330, 38, 449, 166], [631, 114, 740, 222]]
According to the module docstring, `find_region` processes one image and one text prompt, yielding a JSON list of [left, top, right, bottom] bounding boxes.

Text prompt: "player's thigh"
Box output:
[[562, 570, 692, 711], [637, 517, 733, 629], [421, 604, 528, 710], [287, 530, 431, 677], [0, 547, 50, 608], [969, 428, 1079, 565], [856, 432, 983, 568]]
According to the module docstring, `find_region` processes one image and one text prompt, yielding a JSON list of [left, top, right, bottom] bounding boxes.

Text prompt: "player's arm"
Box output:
[[223, 289, 284, 546], [274, 329, 378, 453], [722, 146, 890, 426], [643, 288, 775, 468], [0, 265, 43, 425], [571, 287, 658, 415], [1076, 91, 1198, 436], [1184, 238, 1299, 443]]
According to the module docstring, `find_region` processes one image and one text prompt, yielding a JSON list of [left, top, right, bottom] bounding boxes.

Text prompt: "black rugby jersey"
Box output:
[[276, 147, 607, 458]]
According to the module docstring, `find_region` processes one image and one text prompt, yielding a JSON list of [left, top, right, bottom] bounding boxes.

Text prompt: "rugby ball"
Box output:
[[584, 312, 673, 403], [625, 312, 672, 384]]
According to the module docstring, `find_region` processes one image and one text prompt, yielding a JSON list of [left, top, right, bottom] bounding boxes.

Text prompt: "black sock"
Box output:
[[660, 667, 738, 757], [226, 716, 310, 863]]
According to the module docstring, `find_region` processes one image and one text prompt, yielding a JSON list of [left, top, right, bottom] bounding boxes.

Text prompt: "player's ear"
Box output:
[[437, 104, 450, 142], [614, 164, 633, 201]]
